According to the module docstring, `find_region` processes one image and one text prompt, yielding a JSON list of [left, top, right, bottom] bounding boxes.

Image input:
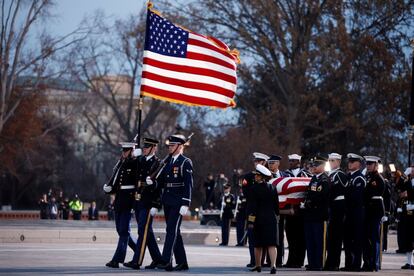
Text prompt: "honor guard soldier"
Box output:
[[103, 142, 138, 268], [235, 188, 247, 246], [242, 152, 269, 268], [267, 154, 287, 267], [283, 154, 310, 268], [123, 138, 163, 270], [362, 156, 385, 271], [324, 153, 349, 271], [219, 183, 236, 246], [156, 134, 193, 271], [397, 167, 414, 270], [342, 153, 366, 271], [302, 156, 330, 271]]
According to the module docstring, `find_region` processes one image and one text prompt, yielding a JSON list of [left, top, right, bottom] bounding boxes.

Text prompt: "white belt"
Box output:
[[334, 195, 345, 201], [371, 196, 383, 200], [120, 185, 135, 190]]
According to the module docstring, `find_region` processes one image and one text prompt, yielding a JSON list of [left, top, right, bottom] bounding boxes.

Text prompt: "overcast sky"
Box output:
[[46, 0, 146, 34]]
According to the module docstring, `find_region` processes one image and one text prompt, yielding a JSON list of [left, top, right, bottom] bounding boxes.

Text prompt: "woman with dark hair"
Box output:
[[247, 164, 279, 274]]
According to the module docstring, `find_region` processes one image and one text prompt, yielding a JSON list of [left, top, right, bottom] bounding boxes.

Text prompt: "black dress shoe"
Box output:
[[340, 267, 352, 271], [123, 261, 140, 270], [306, 267, 322, 271], [270, 267, 277, 274], [173, 263, 189, 271], [145, 260, 159, 269], [157, 262, 173, 271], [105, 260, 119, 268], [249, 266, 261, 272], [246, 263, 255, 268], [219, 243, 228, 246], [401, 263, 414, 269]]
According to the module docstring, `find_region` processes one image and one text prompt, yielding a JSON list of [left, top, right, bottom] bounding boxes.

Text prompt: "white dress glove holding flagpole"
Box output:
[[132, 148, 142, 157], [103, 184, 112, 193], [150, 208, 158, 216], [146, 176, 153, 186], [179, 206, 189, 216]]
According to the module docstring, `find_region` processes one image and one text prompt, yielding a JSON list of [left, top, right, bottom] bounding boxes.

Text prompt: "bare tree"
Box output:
[[66, 9, 179, 156], [0, 0, 88, 144]]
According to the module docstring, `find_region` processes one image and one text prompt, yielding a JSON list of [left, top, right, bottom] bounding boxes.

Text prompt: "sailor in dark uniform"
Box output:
[[283, 153, 311, 268], [362, 156, 385, 271], [396, 167, 414, 270], [103, 142, 138, 268], [267, 154, 287, 267], [235, 188, 247, 246], [219, 183, 236, 246], [324, 153, 349, 271], [247, 164, 279, 274], [302, 156, 330, 271], [156, 134, 193, 271], [242, 152, 269, 268], [124, 138, 162, 270], [342, 153, 366, 271]]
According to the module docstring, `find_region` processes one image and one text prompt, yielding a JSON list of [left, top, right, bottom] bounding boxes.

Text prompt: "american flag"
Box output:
[[140, 7, 239, 108], [271, 177, 311, 209]]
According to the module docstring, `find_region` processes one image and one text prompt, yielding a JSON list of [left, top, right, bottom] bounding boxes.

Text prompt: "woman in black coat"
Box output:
[[247, 164, 279, 274]]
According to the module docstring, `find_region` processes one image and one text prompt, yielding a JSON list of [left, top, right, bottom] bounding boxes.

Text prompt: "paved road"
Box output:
[[0, 243, 411, 275]]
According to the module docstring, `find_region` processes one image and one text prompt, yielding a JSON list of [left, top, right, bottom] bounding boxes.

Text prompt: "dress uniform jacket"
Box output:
[[159, 155, 193, 207], [107, 158, 138, 212], [135, 155, 161, 209], [364, 171, 385, 218], [248, 181, 280, 247], [304, 173, 330, 222]]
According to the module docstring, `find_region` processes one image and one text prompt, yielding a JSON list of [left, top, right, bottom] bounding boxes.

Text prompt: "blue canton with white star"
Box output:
[[144, 10, 189, 57]]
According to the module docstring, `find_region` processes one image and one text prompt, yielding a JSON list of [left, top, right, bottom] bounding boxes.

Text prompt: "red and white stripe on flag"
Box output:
[[140, 5, 239, 108], [271, 177, 311, 209]]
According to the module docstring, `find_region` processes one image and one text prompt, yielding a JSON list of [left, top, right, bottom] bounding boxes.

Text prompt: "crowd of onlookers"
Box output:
[[38, 189, 115, 221]]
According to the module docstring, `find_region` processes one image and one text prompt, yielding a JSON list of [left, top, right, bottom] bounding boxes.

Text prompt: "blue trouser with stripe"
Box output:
[[161, 204, 187, 265]]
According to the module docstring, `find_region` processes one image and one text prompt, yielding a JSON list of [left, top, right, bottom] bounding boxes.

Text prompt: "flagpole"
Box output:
[[409, 39, 414, 167], [136, 96, 144, 148]]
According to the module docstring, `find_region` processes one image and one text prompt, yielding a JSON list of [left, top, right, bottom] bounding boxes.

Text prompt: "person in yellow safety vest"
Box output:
[[69, 194, 83, 220]]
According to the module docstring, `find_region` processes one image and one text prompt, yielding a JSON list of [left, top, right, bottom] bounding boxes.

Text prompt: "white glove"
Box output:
[[146, 176, 153, 186], [237, 199, 242, 204], [179, 205, 189, 216], [299, 202, 305, 209], [407, 204, 414, 211], [150, 208, 158, 216], [397, 207, 403, 213], [103, 184, 112, 193], [381, 216, 388, 222], [132, 148, 142, 157]]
